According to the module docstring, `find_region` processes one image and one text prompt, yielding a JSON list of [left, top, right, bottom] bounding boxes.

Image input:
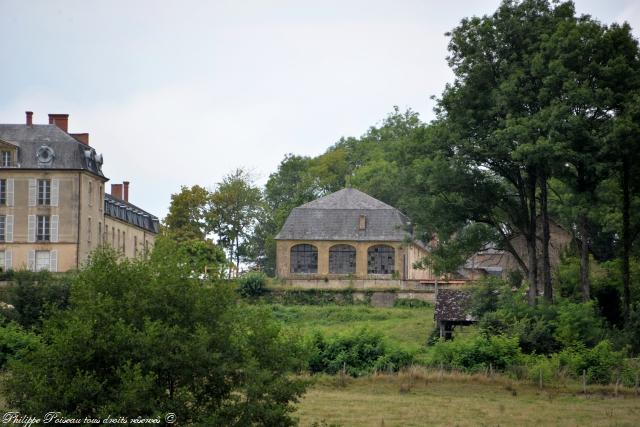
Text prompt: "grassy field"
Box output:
[[268, 303, 435, 357], [296, 370, 640, 427]]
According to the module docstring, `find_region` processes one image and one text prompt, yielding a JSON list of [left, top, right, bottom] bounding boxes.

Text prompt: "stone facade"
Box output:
[[275, 188, 440, 286], [0, 112, 158, 272]]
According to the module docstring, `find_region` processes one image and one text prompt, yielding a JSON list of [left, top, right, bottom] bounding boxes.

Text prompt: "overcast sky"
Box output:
[[1, 0, 639, 219]]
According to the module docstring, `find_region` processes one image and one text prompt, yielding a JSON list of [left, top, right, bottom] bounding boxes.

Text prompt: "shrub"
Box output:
[[3, 246, 307, 425], [0, 322, 40, 369], [308, 328, 413, 376], [555, 301, 604, 348], [238, 271, 268, 297], [428, 334, 523, 372], [2, 270, 72, 329]]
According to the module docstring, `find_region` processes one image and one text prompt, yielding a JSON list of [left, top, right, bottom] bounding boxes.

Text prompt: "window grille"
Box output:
[[290, 244, 318, 274], [367, 245, 395, 274], [329, 244, 356, 274]]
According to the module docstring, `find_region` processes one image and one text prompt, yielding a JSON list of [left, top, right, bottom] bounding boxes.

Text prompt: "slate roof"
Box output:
[[104, 194, 160, 234], [0, 124, 105, 178], [434, 289, 476, 322], [275, 188, 413, 241]]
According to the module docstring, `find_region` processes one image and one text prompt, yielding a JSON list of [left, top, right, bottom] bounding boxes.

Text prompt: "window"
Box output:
[[38, 179, 51, 205], [134, 235, 137, 256], [0, 251, 4, 272], [0, 215, 5, 242], [1, 151, 12, 167], [122, 230, 126, 253], [290, 244, 318, 274], [87, 217, 92, 244], [0, 180, 5, 205], [112, 228, 115, 246], [88, 181, 93, 207], [35, 251, 50, 271], [329, 244, 356, 274], [98, 222, 102, 245], [367, 245, 395, 275], [36, 215, 50, 241]]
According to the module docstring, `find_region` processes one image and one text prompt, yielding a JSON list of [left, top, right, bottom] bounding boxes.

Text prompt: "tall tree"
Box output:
[[437, 0, 578, 304], [164, 185, 210, 241], [209, 169, 263, 277]]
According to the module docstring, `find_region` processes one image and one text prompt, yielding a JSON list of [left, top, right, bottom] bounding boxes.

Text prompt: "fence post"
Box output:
[[635, 372, 639, 396], [539, 368, 543, 390], [615, 374, 620, 397], [582, 369, 586, 394]]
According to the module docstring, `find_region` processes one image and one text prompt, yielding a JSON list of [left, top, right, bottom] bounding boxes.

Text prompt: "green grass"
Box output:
[[296, 370, 640, 426], [268, 303, 435, 358]]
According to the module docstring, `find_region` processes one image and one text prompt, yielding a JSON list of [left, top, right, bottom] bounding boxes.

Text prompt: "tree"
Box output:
[[163, 185, 210, 241], [208, 169, 263, 277], [3, 245, 307, 425]]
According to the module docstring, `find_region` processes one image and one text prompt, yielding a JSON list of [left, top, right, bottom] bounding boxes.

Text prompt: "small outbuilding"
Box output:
[[434, 289, 476, 339]]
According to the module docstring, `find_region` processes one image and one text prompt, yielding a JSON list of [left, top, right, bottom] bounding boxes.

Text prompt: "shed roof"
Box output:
[[0, 124, 105, 178], [275, 188, 412, 242], [435, 289, 476, 322]]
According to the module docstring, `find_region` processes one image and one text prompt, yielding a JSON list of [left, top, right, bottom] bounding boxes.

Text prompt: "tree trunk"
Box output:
[[527, 171, 538, 306], [235, 234, 240, 278], [579, 212, 590, 301], [540, 173, 553, 303], [622, 158, 631, 322]]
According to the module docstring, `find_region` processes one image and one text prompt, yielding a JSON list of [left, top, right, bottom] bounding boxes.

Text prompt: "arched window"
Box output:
[[367, 245, 395, 275], [290, 244, 318, 274], [329, 244, 356, 274]]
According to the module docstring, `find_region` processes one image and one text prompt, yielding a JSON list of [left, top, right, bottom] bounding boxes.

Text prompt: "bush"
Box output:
[[2, 270, 72, 329], [308, 328, 413, 376], [238, 271, 268, 297], [0, 322, 40, 369], [555, 301, 604, 348], [3, 246, 307, 425], [428, 334, 523, 372]]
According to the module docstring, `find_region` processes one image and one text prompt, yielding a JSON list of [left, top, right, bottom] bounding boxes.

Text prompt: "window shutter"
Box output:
[[27, 215, 36, 243], [50, 250, 58, 272], [51, 179, 59, 207], [4, 249, 11, 271], [28, 250, 35, 271], [50, 215, 59, 242], [28, 179, 36, 206], [7, 179, 14, 206], [6, 215, 13, 242]]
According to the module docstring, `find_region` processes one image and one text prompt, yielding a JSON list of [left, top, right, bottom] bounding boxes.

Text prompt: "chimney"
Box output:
[[123, 181, 130, 202], [48, 114, 69, 132], [111, 183, 123, 201], [25, 111, 33, 126], [71, 133, 89, 145]]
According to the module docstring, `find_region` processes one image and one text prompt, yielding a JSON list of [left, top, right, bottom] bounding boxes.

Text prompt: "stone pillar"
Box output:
[[356, 243, 369, 278], [317, 241, 329, 276]]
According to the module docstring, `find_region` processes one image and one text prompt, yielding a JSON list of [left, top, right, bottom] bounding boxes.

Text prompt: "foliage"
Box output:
[[308, 328, 413, 376], [428, 334, 523, 372], [1, 270, 72, 329], [163, 185, 210, 241], [0, 322, 40, 370], [156, 236, 226, 278], [208, 168, 264, 276], [3, 246, 307, 425], [555, 301, 604, 348], [237, 271, 268, 297]]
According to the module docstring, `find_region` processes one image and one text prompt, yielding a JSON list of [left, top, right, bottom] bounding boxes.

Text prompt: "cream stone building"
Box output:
[[275, 188, 442, 287], [0, 112, 159, 272]]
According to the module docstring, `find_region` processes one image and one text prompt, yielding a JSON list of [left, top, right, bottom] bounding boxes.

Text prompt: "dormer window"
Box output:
[[1, 151, 12, 167]]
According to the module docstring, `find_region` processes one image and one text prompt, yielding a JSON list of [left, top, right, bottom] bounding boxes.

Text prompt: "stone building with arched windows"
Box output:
[[275, 188, 438, 287]]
